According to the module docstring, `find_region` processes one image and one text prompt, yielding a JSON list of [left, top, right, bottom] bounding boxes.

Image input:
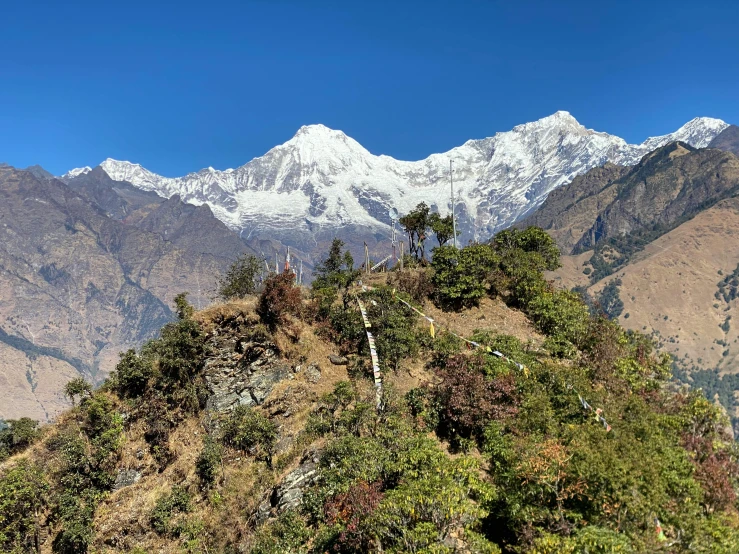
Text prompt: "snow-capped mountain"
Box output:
[[62, 112, 728, 253]]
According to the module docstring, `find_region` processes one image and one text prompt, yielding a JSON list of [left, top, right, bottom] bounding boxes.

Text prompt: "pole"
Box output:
[[391, 218, 397, 265], [451, 159, 457, 248], [364, 242, 370, 274], [399, 241, 404, 271]]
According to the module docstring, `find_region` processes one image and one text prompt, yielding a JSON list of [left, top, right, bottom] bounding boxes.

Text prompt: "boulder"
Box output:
[[113, 469, 141, 490], [305, 364, 321, 384]]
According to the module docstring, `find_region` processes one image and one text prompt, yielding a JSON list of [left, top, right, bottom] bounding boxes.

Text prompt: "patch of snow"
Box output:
[[60, 166, 92, 179]]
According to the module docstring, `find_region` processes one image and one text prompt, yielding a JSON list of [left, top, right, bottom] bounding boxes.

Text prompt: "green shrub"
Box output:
[[0, 418, 40, 459], [431, 244, 499, 309], [311, 238, 359, 293], [327, 305, 365, 353], [174, 291, 195, 320], [216, 254, 263, 300], [196, 436, 223, 489], [543, 334, 579, 359], [63, 377, 92, 405], [151, 318, 207, 384], [366, 455, 493, 552], [110, 349, 154, 398], [492, 226, 561, 271], [526, 290, 590, 347], [496, 249, 550, 307], [50, 396, 124, 554], [250, 510, 310, 554], [0, 460, 48, 552], [220, 406, 278, 467], [150, 486, 192, 535], [364, 287, 421, 371]]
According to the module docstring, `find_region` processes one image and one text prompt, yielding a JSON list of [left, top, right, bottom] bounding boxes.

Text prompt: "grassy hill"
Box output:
[[1, 232, 738, 553]]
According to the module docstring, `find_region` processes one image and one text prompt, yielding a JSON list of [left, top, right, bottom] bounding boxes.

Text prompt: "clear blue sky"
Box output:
[[1, 0, 738, 176]]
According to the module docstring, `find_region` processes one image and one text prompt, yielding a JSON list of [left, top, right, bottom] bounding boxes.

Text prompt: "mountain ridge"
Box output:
[[61, 113, 728, 260], [0, 165, 257, 421]]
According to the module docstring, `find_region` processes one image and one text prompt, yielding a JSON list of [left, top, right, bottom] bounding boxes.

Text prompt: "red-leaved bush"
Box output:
[[434, 353, 519, 440], [257, 270, 302, 330], [324, 480, 384, 552], [682, 434, 739, 512]]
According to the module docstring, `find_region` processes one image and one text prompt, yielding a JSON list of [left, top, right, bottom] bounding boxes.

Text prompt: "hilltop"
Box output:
[[1, 231, 738, 553]]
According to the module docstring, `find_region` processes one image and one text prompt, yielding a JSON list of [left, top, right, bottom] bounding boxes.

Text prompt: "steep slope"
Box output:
[[0, 166, 254, 421], [516, 162, 630, 254], [2, 254, 738, 553], [525, 143, 739, 381], [63, 113, 727, 261], [523, 142, 739, 257], [550, 198, 739, 375], [709, 124, 739, 156]]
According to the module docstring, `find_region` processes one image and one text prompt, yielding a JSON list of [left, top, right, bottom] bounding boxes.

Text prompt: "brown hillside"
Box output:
[[0, 166, 254, 421], [555, 197, 739, 376]]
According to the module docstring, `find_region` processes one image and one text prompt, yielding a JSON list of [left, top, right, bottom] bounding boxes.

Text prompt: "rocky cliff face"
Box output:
[[0, 166, 255, 421]]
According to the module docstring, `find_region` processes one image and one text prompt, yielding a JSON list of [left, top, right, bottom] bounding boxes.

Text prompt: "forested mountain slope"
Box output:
[[1, 231, 738, 553]]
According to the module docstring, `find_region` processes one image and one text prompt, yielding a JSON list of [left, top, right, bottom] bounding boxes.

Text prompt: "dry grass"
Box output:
[[9, 275, 554, 553], [422, 295, 544, 347], [558, 198, 739, 376]]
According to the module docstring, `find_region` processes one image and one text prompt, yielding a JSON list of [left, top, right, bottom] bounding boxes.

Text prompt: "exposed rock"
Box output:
[[255, 498, 272, 526], [113, 469, 141, 490], [328, 354, 348, 365], [276, 451, 320, 511], [305, 364, 321, 384], [204, 332, 295, 413]]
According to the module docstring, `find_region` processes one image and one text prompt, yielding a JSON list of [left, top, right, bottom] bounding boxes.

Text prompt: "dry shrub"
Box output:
[[434, 354, 519, 441], [388, 268, 435, 303], [257, 271, 303, 332]]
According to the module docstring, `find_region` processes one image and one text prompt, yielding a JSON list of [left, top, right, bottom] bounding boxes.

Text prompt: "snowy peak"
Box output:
[[63, 112, 730, 255], [99, 158, 166, 192], [514, 110, 582, 132], [61, 166, 92, 179], [640, 117, 729, 151]]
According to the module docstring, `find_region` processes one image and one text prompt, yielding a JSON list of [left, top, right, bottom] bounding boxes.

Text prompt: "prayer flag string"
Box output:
[[360, 284, 611, 432], [355, 297, 383, 409]]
